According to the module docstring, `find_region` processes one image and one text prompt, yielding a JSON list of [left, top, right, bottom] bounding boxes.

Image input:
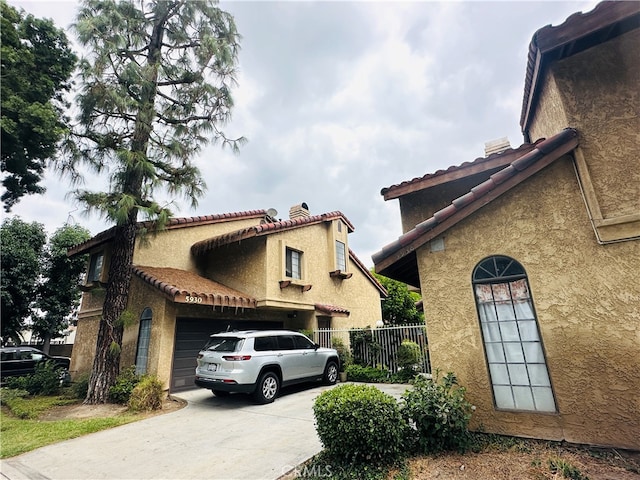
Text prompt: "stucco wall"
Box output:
[[204, 220, 382, 329], [528, 30, 640, 240], [416, 157, 640, 449], [132, 217, 262, 271], [204, 237, 268, 299]]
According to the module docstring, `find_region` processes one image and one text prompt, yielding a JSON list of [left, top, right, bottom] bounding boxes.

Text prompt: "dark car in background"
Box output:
[[0, 346, 71, 385]]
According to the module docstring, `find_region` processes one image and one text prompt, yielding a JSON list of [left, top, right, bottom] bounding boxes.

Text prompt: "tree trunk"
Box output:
[[41, 334, 51, 354], [84, 219, 137, 404], [83, 2, 166, 405]]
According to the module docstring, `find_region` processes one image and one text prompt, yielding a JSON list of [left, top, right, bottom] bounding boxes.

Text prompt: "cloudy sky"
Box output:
[[7, 0, 597, 267]]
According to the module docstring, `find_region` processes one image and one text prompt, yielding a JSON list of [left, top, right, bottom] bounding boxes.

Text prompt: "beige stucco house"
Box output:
[[69, 204, 386, 392], [373, 2, 639, 450]]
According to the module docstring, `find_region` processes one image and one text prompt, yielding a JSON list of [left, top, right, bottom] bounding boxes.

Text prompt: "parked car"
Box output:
[[194, 330, 339, 403], [0, 346, 71, 385]]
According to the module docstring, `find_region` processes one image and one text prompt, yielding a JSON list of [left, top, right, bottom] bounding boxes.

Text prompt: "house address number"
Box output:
[[185, 295, 203, 303]]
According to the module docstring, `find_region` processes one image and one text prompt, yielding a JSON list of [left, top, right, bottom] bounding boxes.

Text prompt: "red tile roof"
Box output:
[[380, 141, 540, 200], [190, 211, 354, 255], [315, 303, 350, 317], [190, 212, 387, 298], [132, 266, 257, 309], [520, 1, 639, 136], [67, 210, 268, 257], [372, 128, 579, 287]]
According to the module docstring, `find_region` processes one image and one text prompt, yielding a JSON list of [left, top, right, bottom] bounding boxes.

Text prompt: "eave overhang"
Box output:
[[520, 1, 640, 136], [191, 211, 354, 256], [132, 266, 257, 309], [372, 128, 579, 287], [67, 210, 268, 257], [381, 142, 539, 201]]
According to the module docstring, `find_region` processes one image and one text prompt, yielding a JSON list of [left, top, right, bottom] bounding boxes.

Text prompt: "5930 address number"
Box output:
[[185, 295, 203, 303]]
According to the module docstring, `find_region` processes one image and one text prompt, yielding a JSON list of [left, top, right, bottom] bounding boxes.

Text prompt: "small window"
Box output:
[[285, 248, 302, 280], [135, 308, 152, 375], [293, 335, 316, 350], [254, 336, 278, 352], [277, 335, 295, 350], [473, 256, 556, 413], [335, 241, 346, 272], [88, 252, 104, 282], [204, 336, 244, 353], [337, 220, 342, 233]]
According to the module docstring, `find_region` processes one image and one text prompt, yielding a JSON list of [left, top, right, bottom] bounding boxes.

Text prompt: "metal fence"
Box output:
[[312, 324, 430, 374]]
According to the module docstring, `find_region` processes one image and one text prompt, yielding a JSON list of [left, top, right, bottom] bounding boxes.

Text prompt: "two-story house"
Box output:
[[373, 1, 639, 449], [69, 204, 386, 392]]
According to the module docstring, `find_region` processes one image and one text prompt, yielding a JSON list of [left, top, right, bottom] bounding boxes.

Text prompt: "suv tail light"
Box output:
[[222, 355, 252, 361]]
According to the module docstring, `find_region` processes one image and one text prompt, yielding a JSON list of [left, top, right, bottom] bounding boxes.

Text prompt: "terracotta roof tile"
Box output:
[[372, 128, 579, 286], [380, 141, 541, 200], [315, 303, 350, 317], [132, 266, 256, 309], [191, 211, 354, 256], [67, 210, 267, 257]]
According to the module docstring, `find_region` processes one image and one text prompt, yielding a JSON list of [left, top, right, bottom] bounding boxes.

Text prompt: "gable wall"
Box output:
[[132, 217, 262, 271], [263, 222, 382, 330], [203, 237, 268, 300], [417, 157, 640, 449], [529, 29, 640, 240]]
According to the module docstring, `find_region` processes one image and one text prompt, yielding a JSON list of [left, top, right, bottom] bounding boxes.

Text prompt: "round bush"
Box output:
[[396, 340, 421, 370], [313, 384, 405, 466]]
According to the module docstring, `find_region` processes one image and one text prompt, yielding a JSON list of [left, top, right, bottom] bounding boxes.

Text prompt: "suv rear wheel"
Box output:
[[323, 360, 339, 385], [253, 371, 280, 404]]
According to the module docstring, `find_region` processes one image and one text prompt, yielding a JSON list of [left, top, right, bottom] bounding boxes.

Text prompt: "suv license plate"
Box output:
[[207, 363, 218, 372]]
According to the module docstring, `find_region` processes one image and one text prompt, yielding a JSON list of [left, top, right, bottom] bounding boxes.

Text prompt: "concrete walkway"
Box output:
[[1, 383, 409, 480]]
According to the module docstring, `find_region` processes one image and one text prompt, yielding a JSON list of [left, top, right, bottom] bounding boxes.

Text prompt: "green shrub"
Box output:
[[0, 387, 29, 406], [108, 366, 140, 404], [397, 340, 421, 371], [401, 372, 473, 453], [313, 383, 405, 466], [331, 337, 352, 372], [71, 372, 91, 400], [5, 361, 65, 396], [128, 375, 164, 412], [344, 364, 390, 383]]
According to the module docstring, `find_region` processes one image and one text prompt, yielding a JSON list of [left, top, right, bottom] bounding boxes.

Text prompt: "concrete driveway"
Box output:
[[1, 383, 409, 480]]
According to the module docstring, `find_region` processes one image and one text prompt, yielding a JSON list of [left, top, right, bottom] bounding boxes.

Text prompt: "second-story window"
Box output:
[[87, 252, 104, 282], [335, 241, 346, 272], [286, 248, 302, 280]]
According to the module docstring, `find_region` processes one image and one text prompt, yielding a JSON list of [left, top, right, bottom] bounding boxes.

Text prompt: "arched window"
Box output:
[[135, 308, 152, 375], [473, 256, 556, 412]]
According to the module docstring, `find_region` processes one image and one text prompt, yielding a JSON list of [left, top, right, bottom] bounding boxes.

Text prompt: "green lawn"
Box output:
[[0, 394, 138, 458]]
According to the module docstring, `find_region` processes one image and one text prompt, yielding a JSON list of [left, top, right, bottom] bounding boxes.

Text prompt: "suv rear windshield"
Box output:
[[203, 337, 243, 352]]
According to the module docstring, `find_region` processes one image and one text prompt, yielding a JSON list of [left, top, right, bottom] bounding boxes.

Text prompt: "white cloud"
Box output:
[[5, 0, 599, 267]]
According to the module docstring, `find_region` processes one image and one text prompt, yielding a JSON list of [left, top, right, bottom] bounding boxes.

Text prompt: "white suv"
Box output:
[[194, 330, 340, 403]]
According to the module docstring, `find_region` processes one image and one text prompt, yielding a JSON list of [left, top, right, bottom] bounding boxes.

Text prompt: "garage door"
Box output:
[[171, 318, 283, 392]]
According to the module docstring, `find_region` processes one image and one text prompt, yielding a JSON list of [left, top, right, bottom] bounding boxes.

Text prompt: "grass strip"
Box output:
[[1, 412, 135, 458]]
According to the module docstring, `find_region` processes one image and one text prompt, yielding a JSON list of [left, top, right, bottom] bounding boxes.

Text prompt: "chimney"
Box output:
[[484, 137, 511, 156], [289, 202, 310, 220]]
